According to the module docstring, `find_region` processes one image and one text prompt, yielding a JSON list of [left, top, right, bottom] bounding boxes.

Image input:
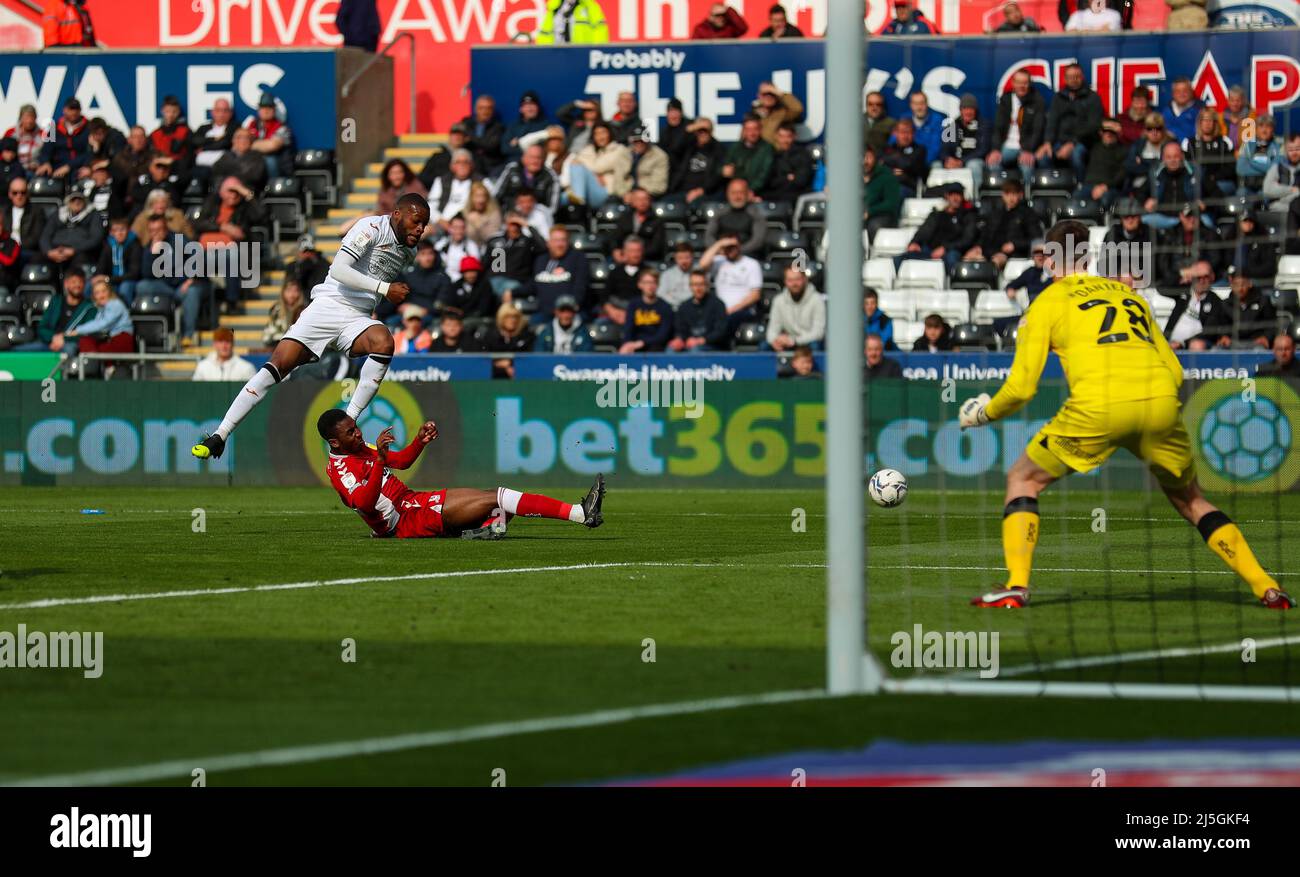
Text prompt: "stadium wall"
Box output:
[[3, 378, 1296, 492]]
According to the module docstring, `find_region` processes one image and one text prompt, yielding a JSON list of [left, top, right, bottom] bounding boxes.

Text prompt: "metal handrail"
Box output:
[[341, 32, 416, 134], [72, 351, 202, 381]]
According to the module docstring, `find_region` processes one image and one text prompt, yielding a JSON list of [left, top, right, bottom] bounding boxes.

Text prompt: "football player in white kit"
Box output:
[[192, 193, 431, 460]]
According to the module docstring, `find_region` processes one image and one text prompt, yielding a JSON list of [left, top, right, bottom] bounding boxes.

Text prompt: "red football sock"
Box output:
[[497, 487, 579, 522]]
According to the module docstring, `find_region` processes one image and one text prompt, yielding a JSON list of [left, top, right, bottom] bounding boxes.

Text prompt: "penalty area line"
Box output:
[[974, 633, 1300, 680]]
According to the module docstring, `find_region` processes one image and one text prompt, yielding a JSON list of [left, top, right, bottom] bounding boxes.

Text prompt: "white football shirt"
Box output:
[[311, 215, 416, 312]]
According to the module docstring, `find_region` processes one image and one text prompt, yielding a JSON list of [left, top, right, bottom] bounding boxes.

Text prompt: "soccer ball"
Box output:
[[868, 468, 908, 507], [1198, 395, 1292, 482]]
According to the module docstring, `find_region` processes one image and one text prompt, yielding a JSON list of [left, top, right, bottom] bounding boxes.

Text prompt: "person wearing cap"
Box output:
[[1262, 133, 1300, 213], [1236, 114, 1282, 195], [192, 326, 257, 382], [335, 0, 382, 52], [881, 118, 927, 199], [1143, 142, 1204, 231], [613, 187, 666, 259], [1257, 334, 1300, 379], [0, 137, 24, 194], [1181, 108, 1236, 200], [939, 94, 992, 191], [492, 143, 561, 215], [43, 0, 94, 47], [534, 293, 593, 353], [1164, 259, 1231, 350], [392, 305, 434, 353], [862, 146, 901, 242], [575, 121, 633, 200], [987, 70, 1048, 172], [1039, 63, 1103, 183], [752, 81, 804, 148], [534, 0, 609, 45], [896, 182, 977, 274], [990, 1, 1042, 31], [484, 209, 546, 298], [659, 97, 692, 177], [722, 116, 773, 193], [246, 92, 294, 179], [190, 99, 238, 176], [1078, 118, 1128, 210], [150, 95, 192, 164], [211, 127, 267, 192], [669, 117, 726, 204], [3, 105, 44, 174], [40, 188, 104, 274], [1222, 269, 1276, 348], [692, 3, 749, 39], [1156, 207, 1224, 287], [761, 122, 813, 204], [35, 97, 89, 179], [880, 0, 938, 34], [502, 91, 550, 165], [760, 4, 804, 38], [432, 214, 481, 283], [626, 128, 669, 199], [966, 178, 1040, 270], [657, 241, 697, 309], [608, 91, 643, 146], [1229, 212, 1279, 288], [439, 254, 495, 318], [417, 123, 470, 191], [620, 267, 676, 354], [1100, 197, 1152, 281]]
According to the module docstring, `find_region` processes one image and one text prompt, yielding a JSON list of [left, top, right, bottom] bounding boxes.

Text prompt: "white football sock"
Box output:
[[346, 354, 391, 419], [216, 365, 279, 440], [496, 487, 522, 515]]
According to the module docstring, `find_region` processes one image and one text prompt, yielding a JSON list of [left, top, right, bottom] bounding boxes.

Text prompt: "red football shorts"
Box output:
[[393, 490, 447, 539]]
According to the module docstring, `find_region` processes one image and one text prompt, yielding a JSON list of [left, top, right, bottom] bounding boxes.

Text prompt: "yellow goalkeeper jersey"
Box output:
[[985, 273, 1184, 422]]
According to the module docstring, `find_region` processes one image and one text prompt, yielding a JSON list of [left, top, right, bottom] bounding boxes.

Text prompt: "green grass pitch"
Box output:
[[0, 485, 1296, 786]]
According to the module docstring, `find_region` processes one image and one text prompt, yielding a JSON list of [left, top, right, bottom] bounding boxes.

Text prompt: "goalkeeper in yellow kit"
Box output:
[[959, 220, 1293, 610]]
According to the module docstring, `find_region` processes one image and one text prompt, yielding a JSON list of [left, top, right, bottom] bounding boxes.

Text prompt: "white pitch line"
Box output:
[[3, 688, 830, 788], [985, 634, 1300, 679]]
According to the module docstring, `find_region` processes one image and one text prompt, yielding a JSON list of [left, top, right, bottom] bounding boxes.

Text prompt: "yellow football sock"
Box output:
[[1201, 515, 1277, 599], [1003, 497, 1040, 588]]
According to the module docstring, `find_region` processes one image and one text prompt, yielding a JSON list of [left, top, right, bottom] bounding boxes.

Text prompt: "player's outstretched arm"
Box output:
[[980, 296, 1056, 423], [385, 422, 438, 469]]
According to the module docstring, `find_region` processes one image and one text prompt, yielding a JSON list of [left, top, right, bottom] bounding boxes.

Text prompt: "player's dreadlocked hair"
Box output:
[[317, 408, 351, 440]]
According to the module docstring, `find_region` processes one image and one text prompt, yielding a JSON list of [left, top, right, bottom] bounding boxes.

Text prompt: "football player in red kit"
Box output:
[[318, 408, 605, 539]]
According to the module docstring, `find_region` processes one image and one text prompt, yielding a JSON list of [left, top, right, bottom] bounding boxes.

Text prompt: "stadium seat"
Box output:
[[1270, 288, 1298, 317], [900, 197, 942, 228], [587, 260, 612, 295], [877, 289, 914, 321], [588, 319, 621, 352], [896, 259, 947, 290], [1146, 290, 1176, 322], [464, 317, 493, 345], [592, 202, 627, 236], [950, 260, 998, 291], [863, 257, 897, 289], [913, 289, 970, 324], [870, 227, 913, 258], [733, 321, 766, 351], [998, 320, 1019, 350], [891, 317, 919, 348], [131, 292, 179, 352], [951, 322, 996, 350], [1057, 198, 1104, 225], [980, 167, 1023, 199], [1088, 224, 1108, 249], [927, 167, 976, 201], [181, 176, 208, 208], [29, 176, 64, 209], [1255, 210, 1287, 240], [569, 231, 610, 255], [763, 229, 812, 260], [0, 289, 20, 318], [1000, 257, 1033, 286], [688, 200, 726, 233], [185, 204, 203, 225], [293, 149, 338, 213], [653, 200, 688, 233], [757, 200, 794, 230], [664, 229, 705, 253], [264, 177, 307, 240], [808, 144, 826, 166], [5, 323, 35, 347], [973, 289, 1020, 323], [1031, 167, 1076, 197], [1275, 256, 1300, 292], [793, 193, 826, 235], [1030, 195, 1066, 225], [16, 263, 56, 321]]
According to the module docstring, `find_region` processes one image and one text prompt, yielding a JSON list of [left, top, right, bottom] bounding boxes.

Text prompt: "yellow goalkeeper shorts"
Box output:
[[1025, 396, 1196, 488]]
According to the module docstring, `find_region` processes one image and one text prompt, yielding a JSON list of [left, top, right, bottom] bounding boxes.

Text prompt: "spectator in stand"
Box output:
[[190, 99, 236, 179], [1222, 269, 1276, 348], [543, 125, 607, 207], [112, 127, 154, 202], [862, 147, 902, 242], [692, 3, 748, 38], [660, 98, 692, 178], [1156, 207, 1224, 287], [150, 95, 192, 164], [43, 0, 95, 46], [752, 83, 804, 147], [988, 70, 1048, 172], [417, 124, 469, 191], [705, 178, 768, 256], [555, 98, 602, 153], [336, 0, 382, 51], [4, 105, 44, 173], [462, 181, 503, 248], [912, 313, 953, 352], [882, 118, 927, 198], [377, 240, 449, 325], [193, 326, 258, 381], [493, 144, 561, 215], [862, 288, 895, 350], [0, 213, 19, 292], [619, 267, 675, 353], [1079, 118, 1128, 210], [429, 307, 485, 354], [460, 95, 506, 175], [92, 215, 141, 306], [67, 279, 136, 374], [762, 123, 814, 203], [41, 189, 103, 276], [1124, 112, 1171, 204], [1236, 114, 1282, 195], [1144, 142, 1203, 230], [534, 0, 610, 44], [603, 235, 645, 323], [608, 92, 643, 145], [896, 183, 976, 274], [344, 159, 427, 236], [485, 211, 545, 298], [865, 333, 904, 380], [862, 92, 896, 157], [1262, 133, 1300, 213], [193, 175, 265, 315], [723, 116, 774, 193], [881, 0, 938, 34], [519, 225, 589, 322], [135, 217, 205, 345], [1040, 64, 1103, 181], [614, 187, 665, 260], [130, 188, 193, 242], [247, 92, 293, 179], [1118, 86, 1153, 146], [785, 345, 821, 379], [212, 128, 268, 192], [433, 214, 481, 283], [1183, 108, 1237, 198], [1166, 0, 1209, 33], [1162, 78, 1205, 146], [658, 241, 696, 309], [1219, 85, 1255, 153], [939, 94, 992, 192], [289, 233, 329, 292], [1229, 212, 1278, 288], [534, 294, 594, 352], [670, 117, 727, 204], [439, 255, 495, 319], [901, 93, 944, 173], [392, 307, 433, 353], [699, 235, 761, 336], [1258, 334, 1300, 378], [3, 178, 44, 261], [1100, 198, 1153, 279], [80, 118, 121, 176], [1065, 0, 1122, 30], [428, 148, 481, 233], [965, 178, 1040, 270], [0, 137, 22, 198], [764, 266, 825, 352], [669, 269, 729, 352], [576, 121, 632, 201], [990, 1, 1042, 31], [14, 271, 92, 352], [626, 128, 670, 200], [1164, 259, 1230, 350], [1005, 240, 1052, 308], [760, 4, 803, 37], [484, 303, 534, 378], [261, 279, 305, 348], [511, 188, 552, 237], [35, 97, 90, 180], [502, 91, 550, 164]]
